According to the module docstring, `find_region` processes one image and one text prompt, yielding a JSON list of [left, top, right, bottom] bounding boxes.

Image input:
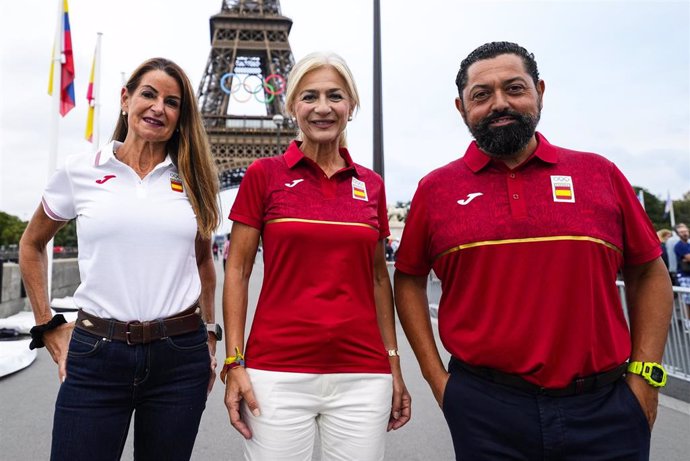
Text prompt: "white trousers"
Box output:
[[242, 368, 393, 461]]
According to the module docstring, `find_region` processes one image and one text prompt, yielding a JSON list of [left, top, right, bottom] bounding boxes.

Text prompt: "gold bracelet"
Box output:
[[387, 349, 400, 357]]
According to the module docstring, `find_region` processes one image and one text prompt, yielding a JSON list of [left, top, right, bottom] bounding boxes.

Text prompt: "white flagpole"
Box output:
[[92, 32, 103, 151], [637, 190, 645, 210], [670, 198, 676, 228], [47, 0, 64, 300]]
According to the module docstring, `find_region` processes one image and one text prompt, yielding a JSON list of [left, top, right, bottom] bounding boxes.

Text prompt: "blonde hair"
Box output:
[[112, 58, 220, 238], [657, 229, 672, 242], [285, 51, 360, 147]]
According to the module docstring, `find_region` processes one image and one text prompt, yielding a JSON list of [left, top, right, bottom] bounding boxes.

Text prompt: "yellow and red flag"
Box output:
[[48, 0, 75, 116], [85, 43, 97, 141]]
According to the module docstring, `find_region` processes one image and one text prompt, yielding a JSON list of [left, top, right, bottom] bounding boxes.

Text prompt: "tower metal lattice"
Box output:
[[197, 0, 296, 189]]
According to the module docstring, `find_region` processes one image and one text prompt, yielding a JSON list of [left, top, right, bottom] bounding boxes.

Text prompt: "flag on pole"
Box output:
[[48, 0, 75, 116], [637, 190, 645, 210], [664, 191, 676, 227], [85, 40, 98, 142]]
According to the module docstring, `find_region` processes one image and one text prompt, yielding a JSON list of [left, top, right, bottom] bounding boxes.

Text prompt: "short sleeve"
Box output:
[[376, 179, 390, 240], [394, 181, 432, 276], [610, 164, 661, 265], [229, 160, 267, 230], [42, 165, 76, 221]]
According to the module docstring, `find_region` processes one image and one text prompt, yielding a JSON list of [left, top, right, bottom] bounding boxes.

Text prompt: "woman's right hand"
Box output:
[[43, 321, 74, 383], [223, 367, 260, 439]]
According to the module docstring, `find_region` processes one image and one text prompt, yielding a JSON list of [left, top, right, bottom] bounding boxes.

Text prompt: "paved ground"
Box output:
[[1, 257, 688, 460]]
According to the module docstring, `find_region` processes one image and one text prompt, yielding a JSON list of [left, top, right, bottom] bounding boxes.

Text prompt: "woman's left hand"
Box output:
[[388, 371, 412, 431], [207, 337, 217, 395]]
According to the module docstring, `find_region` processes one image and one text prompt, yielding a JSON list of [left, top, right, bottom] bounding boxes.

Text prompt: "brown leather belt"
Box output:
[[75, 302, 202, 345], [450, 357, 627, 397]]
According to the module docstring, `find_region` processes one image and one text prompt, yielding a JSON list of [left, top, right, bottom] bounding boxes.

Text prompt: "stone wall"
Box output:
[[0, 259, 80, 318]]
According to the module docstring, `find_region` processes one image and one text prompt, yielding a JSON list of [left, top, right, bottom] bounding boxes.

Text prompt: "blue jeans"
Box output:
[[51, 325, 210, 461], [442, 359, 650, 460]]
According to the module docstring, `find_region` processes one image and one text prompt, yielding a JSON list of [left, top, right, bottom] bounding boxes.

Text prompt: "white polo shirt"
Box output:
[[42, 141, 201, 321]]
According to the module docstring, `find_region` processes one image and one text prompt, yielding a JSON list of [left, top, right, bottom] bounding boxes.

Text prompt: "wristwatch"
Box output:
[[206, 323, 223, 341], [627, 361, 667, 387]]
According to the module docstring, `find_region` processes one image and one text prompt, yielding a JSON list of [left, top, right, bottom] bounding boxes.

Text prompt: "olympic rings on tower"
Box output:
[[219, 72, 287, 104]]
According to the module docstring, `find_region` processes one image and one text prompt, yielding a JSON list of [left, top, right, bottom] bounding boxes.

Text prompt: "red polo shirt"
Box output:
[[395, 133, 660, 388], [230, 141, 391, 373]]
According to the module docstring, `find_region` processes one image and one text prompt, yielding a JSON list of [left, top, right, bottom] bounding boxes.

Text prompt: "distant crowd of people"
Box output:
[[658, 223, 690, 330], [384, 237, 399, 262]]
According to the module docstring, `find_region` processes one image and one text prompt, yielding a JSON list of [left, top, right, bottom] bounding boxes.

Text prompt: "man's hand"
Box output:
[[625, 374, 659, 430], [429, 371, 451, 408]]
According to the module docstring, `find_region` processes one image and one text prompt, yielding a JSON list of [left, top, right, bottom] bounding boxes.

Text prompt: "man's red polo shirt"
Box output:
[[230, 141, 391, 374], [395, 133, 660, 388]]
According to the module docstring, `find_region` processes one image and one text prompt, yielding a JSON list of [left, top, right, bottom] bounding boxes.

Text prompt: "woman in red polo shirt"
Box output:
[[222, 51, 411, 460]]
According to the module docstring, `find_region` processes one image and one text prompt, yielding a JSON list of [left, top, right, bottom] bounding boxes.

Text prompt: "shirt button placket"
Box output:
[[507, 171, 526, 218]]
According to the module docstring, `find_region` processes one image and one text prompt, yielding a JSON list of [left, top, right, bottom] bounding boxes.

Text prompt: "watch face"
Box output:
[[649, 366, 664, 382]]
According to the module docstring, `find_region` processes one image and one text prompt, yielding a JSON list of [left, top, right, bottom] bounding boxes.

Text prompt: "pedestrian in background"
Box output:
[[213, 240, 220, 260], [222, 232, 231, 270], [673, 223, 690, 331]]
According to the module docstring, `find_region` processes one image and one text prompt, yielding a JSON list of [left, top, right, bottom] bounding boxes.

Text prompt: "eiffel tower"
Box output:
[[197, 0, 296, 189]]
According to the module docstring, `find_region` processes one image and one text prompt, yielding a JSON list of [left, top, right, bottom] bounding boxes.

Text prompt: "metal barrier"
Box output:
[[617, 281, 690, 381], [421, 272, 690, 382]]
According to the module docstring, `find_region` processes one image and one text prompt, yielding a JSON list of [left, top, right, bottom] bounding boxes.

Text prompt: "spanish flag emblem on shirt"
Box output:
[[170, 173, 183, 193], [551, 175, 575, 203], [352, 177, 368, 201]]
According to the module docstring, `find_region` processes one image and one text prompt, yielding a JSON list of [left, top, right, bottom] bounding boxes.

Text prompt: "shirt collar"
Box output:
[[94, 140, 174, 170], [462, 132, 559, 173], [283, 140, 361, 176]]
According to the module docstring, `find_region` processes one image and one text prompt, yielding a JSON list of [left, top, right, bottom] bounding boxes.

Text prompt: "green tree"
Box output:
[[0, 212, 77, 248], [55, 220, 77, 247], [672, 191, 690, 226], [633, 188, 690, 230], [0, 212, 27, 245]]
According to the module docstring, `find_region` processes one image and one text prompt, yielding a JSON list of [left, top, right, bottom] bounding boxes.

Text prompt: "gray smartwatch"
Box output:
[[206, 323, 223, 341]]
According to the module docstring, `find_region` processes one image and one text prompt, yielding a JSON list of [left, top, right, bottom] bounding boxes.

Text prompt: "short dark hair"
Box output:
[[455, 42, 540, 99]]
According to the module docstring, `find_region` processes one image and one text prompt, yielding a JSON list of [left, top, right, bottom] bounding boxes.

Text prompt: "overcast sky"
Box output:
[[1, 0, 689, 222]]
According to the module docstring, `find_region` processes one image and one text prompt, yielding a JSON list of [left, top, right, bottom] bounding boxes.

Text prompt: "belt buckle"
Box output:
[[574, 377, 586, 394], [124, 321, 137, 345]]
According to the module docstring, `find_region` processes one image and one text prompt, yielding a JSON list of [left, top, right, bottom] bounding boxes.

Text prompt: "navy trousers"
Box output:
[[51, 325, 210, 461], [442, 359, 650, 461]]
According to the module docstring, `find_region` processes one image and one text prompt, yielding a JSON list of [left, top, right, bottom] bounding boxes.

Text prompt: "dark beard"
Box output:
[[468, 109, 540, 158]]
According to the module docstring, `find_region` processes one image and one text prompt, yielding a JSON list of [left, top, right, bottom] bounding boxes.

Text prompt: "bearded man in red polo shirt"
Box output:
[[394, 41, 673, 460]]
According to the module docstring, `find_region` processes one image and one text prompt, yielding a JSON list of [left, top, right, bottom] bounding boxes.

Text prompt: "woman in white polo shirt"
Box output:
[[222, 52, 412, 460], [19, 57, 220, 460]]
